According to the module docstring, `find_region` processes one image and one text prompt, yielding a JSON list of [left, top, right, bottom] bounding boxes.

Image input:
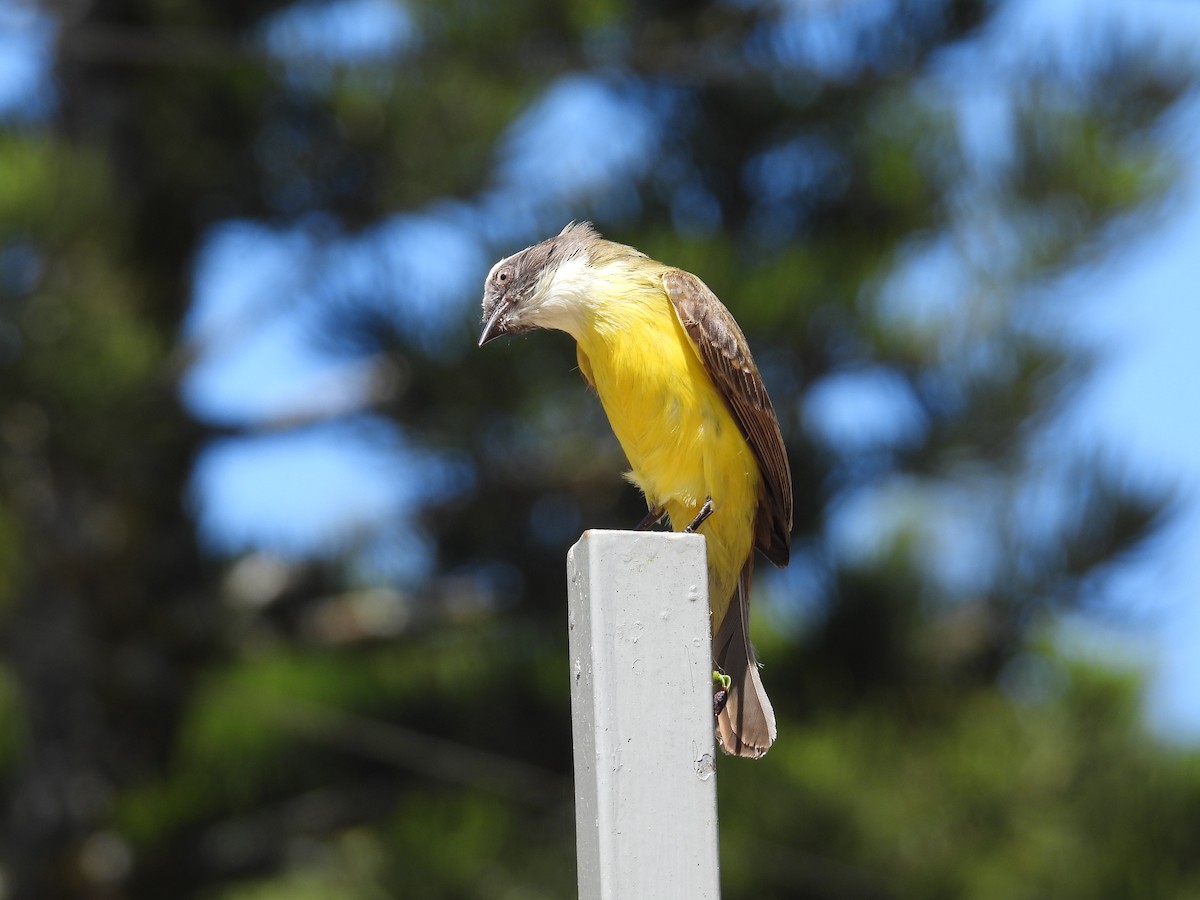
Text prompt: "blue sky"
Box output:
[[4, 0, 1199, 734], [0, 2, 54, 120], [1051, 112, 1200, 737]]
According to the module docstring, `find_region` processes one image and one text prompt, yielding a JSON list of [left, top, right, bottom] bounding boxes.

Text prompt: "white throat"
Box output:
[[521, 254, 598, 341]]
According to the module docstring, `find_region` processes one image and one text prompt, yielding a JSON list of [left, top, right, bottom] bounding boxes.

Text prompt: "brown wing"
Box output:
[[664, 270, 792, 567]]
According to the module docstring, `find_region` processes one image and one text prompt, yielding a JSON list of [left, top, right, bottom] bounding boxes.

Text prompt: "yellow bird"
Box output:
[[478, 222, 792, 757]]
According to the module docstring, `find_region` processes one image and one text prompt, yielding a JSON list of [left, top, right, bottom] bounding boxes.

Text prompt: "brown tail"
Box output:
[[713, 558, 776, 758]]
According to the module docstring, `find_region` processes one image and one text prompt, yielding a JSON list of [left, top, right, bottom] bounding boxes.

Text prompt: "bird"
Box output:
[[478, 222, 792, 757]]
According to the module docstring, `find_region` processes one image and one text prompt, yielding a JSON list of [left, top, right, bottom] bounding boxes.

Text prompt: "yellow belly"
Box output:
[[575, 282, 760, 624]]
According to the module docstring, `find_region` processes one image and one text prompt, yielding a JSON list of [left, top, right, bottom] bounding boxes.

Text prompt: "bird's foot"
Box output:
[[684, 497, 714, 534], [634, 505, 667, 531]]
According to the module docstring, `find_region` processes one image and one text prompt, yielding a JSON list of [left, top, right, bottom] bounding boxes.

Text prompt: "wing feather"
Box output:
[[663, 270, 793, 566]]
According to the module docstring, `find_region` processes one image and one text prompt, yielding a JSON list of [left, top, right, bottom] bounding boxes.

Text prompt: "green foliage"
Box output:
[[0, 665, 27, 774], [0, 138, 110, 236], [0, 0, 1196, 897], [0, 503, 25, 611], [216, 828, 394, 900], [719, 659, 1200, 899]]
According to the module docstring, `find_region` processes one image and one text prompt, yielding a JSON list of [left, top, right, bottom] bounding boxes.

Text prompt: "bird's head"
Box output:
[[478, 221, 602, 346]]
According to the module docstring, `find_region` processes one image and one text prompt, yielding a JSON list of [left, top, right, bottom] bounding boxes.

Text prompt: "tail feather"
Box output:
[[713, 558, 776, 757]]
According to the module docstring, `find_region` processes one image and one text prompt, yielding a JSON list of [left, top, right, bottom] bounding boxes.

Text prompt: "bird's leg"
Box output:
[[684, 497, 714, 533], [713, 670, 731, 716], [634, 505, 667, 531]]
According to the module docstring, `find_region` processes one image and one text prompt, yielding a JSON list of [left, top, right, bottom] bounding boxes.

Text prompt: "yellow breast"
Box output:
[[573, 268, 760, 621]]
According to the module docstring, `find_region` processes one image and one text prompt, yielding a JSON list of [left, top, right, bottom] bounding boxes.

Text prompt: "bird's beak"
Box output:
[[478, 301, 509, 347]]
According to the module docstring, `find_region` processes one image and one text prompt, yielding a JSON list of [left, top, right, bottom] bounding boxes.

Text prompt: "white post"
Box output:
[[566, 530, 721, 900]]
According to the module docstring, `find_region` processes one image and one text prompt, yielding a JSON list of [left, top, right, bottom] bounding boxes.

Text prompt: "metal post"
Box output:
[[567, 530, 721, 900]]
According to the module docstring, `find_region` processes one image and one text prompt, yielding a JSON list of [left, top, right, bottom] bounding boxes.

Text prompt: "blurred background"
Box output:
[[2, 0, 1200, 896]]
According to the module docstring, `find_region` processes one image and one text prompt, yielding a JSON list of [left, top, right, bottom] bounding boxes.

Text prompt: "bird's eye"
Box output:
[[497, 268, 510, 284]]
